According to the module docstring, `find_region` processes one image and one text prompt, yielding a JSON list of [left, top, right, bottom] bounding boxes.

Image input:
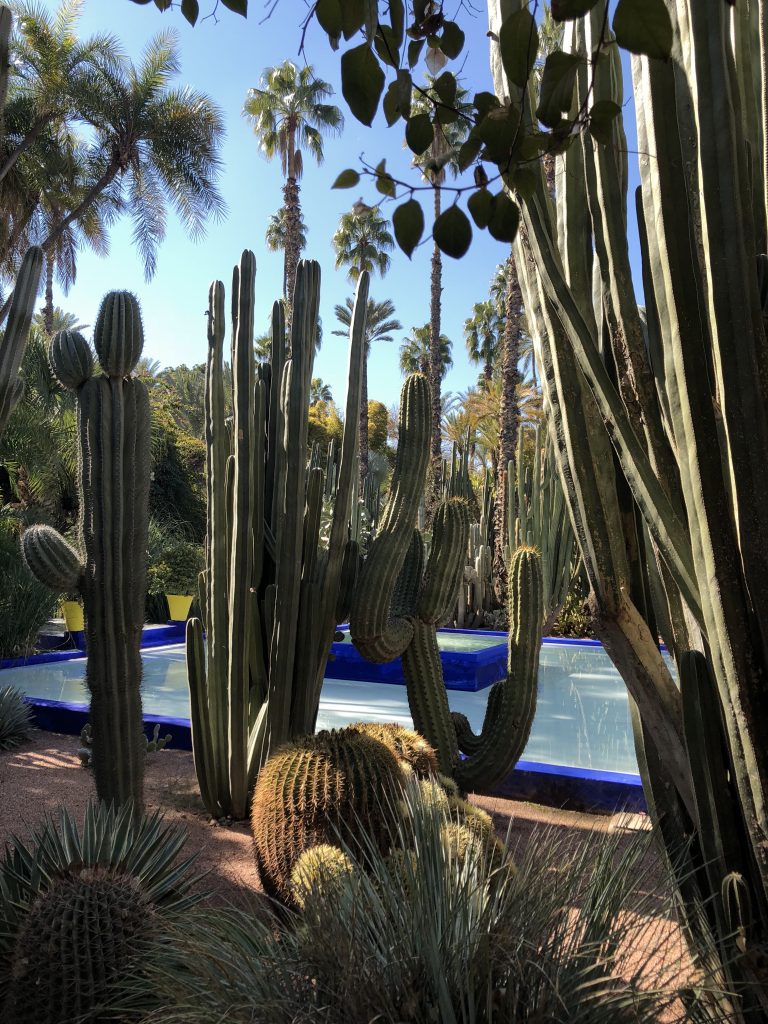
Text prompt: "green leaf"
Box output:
[[332, 169, 361, 189], [374, 159, 396, 198], [433, 71, 457, 106], [396, 69, 412, 119], [341, 0, 366, 39], [551, 0, 599, 19], [511, 167, 537, 200], [220, 0, 247, 13], [180, 0, 199, 24], [499, 8, 538, 89], [383, 82, 401, 126], [488, 192, 520, 243], [588, 99, 621, 144], [475, 106, 518, 164], [405, 112, 433, 154], [390, 0, 405, 47], [474, 92, 500, 119], [393, 198, 424, 257], [341, 44, 385, 126], [408, 38, 425, 67], [467, 188, 493, 229], [433, 204, 472, 259], [536, 51, 580, 128], [374, 24, 400, 68], [613, 0, 673, 60], [457, 136, 482, 172], [439, 21, 465, 59], [315, 0, 342, 36]]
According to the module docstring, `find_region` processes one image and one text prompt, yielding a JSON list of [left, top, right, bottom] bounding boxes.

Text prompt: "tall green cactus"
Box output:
[[186, 252, 366, 820], [350, 374, 544, 788], [22, 294, 150, 808], [487, 0, 768, 1007]]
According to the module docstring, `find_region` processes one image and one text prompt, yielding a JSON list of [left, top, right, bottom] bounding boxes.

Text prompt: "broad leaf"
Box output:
[[433, 70, 457, 106], [374, 159, 396, 198], [393, 198, 424, 257], [511, 167, 537, 200], [374, 24, 400, 68], [433, 205, 472, 258], [332, 169, 360, 189], [457, 136, 482, 172], [474, 92, 500, 119], [342, 44, 385, 126], [588, 99, 621, 144], [341, 0, 367, 40], [390, 0, 405, 47], [499, 8, 538, 89], [315, 0, 342, 36], [467, 188, 493, 229], [181, 0, 199, 24], [408, 38, 425, 67], [405, 112, 433, 154], [536, 51, 580, 128], [383, 82, 401, 126], [488, 192, 520, 243], [221, 0, 247, 13], [613, 0, 673, 60], [551, 0, 599, 19], [440, 21, 465, 59], [396, 69, 412, 119], [426, 46, 447, 75]]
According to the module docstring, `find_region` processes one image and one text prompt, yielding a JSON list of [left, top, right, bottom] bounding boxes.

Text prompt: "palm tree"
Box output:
[[265, 206, 307, 295], [410, 76, 472, 495], [310, 377, 332, 404], [463, 299, 501, 386], [243, 61, 342, 309], [332, 205, 394, 479], [40, 30, 226, 283], [332, 295, 401, 478], [399, 324, 453, 380]]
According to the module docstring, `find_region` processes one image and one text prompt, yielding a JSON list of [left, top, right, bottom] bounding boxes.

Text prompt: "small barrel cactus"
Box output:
[[290, 844, 358, 910], [251, 726, 406, 904], [352, 722, 439, 778]]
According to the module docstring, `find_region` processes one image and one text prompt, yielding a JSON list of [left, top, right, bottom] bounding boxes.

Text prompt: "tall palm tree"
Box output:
[[463, 299, 501, 386], [411, 76, 472, 495], [332, 294, 401, 478], [243, 61, 342, 309], [399, 324, 453, 379], [41, 30, 226, 282], [265, 206, 307, 295], [332, 205, 394, 479], [310, 377, 332, 404]]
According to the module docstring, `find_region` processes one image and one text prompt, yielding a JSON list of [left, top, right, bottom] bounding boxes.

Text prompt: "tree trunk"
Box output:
[[428, 185, 444, 513], [283, 176, 301, 318], [43, 254, 54, 335], [359, 345, 369, 480], [493, 250, 523, 604]]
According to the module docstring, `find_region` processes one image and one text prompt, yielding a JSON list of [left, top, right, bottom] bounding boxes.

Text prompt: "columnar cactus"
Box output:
[[22, 294, 150, 808], [350, 375, 544, 788], [186, 252, 367, 819]]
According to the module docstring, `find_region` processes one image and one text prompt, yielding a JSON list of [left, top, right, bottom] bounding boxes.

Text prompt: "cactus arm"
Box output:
[[185, 616, 218, 815], [401, 620, 457, 777], [349, 374, 431, 663], [0, 247, 43, 436]]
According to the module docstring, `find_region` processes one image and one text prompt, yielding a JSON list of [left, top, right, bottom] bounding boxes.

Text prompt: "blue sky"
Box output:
[[34, 1, 641, 409]]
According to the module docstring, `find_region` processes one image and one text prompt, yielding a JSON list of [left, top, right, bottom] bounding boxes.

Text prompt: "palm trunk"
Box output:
[[283, 176, 301, 315], [42, 161, 119, 253], [360, 346, 369, 480], [428, 185, 444, 511], [493, 250, 523, 603]]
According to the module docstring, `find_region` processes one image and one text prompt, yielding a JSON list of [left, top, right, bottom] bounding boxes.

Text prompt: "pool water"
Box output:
[[1, 639, 657, 776], [335, 630, 506, 652]]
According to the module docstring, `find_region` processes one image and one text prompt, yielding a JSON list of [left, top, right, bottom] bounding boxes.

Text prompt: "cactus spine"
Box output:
[[186, 252, 367, 819], [22, 295, 150, 807], [350, 376, 544, 788]]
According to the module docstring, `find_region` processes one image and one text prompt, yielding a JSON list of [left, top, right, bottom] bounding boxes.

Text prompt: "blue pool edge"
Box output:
[[23, 694, 646, 816]]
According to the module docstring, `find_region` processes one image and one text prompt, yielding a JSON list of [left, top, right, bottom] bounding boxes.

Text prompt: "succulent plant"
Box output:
[[21, 294, 151, 809], [0, 685, 32, 751], [290, 844, 357, 910], [250, 726, 406, 905]]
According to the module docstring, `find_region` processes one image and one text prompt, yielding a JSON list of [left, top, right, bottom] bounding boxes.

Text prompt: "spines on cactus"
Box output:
[[21, 293, 151, 808]]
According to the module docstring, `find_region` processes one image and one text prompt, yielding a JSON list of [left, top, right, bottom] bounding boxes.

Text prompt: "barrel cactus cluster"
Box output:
[[21, 292, 151, 809]]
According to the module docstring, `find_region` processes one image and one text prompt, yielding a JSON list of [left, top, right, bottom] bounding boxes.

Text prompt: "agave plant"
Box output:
[[0, 684, 32, 750]]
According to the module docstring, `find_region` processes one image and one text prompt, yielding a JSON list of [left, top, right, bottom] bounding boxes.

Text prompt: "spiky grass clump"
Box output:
[[0, 801, 201, 1020], [0, 685, 33, 751], [117, 780, 717, 1024]]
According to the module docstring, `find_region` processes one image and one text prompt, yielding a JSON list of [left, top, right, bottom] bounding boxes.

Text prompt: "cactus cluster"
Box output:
[[350, 374, 544, 789], [186, 253, 367, 820], [22, 293, 151, 809], [77, 722, 172, 768]]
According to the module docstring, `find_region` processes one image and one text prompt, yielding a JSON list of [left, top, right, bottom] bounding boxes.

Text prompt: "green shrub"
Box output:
[[146, 520, 204, 596], [0, 685, 33, 750]]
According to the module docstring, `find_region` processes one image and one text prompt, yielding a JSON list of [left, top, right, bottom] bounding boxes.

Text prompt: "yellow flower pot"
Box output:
[[62, 600, 84, 633], [166, 594, 193, 622]]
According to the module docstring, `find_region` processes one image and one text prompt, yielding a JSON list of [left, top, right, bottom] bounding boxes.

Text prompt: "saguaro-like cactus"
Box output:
[[185, 252, 366, 820], [350, 374, 544, 788], [0, 246, 43, 437], [22, 294, 150, 808]]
